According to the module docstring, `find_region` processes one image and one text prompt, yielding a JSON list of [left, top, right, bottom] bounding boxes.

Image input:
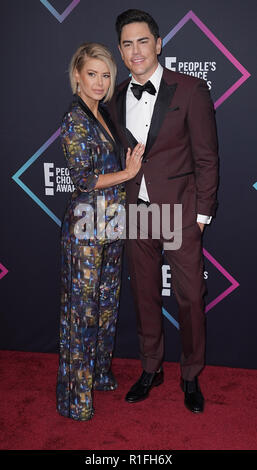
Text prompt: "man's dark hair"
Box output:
[[115, 9, 160, 43]]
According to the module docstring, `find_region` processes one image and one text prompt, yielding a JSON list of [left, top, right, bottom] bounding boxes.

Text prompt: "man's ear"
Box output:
[[156, 37, 162, 56], [118, 44, 124, 60]]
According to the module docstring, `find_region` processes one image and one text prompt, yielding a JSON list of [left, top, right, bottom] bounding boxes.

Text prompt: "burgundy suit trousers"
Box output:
[[125, 220, 206, 381]]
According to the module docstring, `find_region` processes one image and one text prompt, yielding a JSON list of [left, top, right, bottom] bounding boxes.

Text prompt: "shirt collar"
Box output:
[[130, 62, 163, 93]]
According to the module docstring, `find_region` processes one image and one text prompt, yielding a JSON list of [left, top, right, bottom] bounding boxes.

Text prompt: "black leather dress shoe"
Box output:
[[181, 377, 204, 413], [125, 368, 164, 403]]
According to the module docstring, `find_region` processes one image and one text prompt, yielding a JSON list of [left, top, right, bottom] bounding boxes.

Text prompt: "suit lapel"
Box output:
[[116, 82, 129, 146], [144, 79, 177, 158], [115, 72, 177, 161], [112, 82, 129, 169], [118, 82, 140, 149], [116, 80, 148, 163]]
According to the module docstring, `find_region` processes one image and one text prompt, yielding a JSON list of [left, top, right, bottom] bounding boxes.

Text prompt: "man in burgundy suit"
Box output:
[[109, 9, 219, 413]]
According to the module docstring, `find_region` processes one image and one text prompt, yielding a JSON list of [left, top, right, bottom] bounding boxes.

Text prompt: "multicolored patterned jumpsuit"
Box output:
[[56, 94, 125, 421]]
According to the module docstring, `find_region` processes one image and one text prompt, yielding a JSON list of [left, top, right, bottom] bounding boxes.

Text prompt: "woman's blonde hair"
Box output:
[[69, 42, 117, 102]]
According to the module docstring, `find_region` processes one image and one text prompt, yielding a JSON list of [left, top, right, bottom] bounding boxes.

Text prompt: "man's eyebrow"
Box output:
[[122, 36, 150, 44]]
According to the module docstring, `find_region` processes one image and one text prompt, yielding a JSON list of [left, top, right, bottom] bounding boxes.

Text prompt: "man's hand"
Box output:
[[197, 222, 205, 233]]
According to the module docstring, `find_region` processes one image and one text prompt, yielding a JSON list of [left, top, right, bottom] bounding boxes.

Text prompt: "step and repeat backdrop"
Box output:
[[1, 0, 256, 369]]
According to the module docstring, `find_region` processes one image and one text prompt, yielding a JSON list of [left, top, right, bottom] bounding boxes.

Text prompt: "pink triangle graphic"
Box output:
[[203, 248, 239, 312], [0, 263, 8, 280], [40, 0, 80, 23]]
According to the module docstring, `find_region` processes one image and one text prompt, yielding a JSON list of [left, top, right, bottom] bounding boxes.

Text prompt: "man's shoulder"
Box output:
[[162, 67, 205, 89], [108, 77, 130, 112], [114, 77, 130, 94]]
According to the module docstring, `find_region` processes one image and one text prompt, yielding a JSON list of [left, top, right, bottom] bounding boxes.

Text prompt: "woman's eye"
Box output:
[[103, 74, 110, 79], [88, 72, 95, 77]]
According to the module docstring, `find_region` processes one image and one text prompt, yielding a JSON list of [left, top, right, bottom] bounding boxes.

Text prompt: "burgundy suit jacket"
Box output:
[[108, 67, 219, 229]]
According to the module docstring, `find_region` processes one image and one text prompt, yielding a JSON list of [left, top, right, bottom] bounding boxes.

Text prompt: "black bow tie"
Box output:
[[130, 80, 156, 100]]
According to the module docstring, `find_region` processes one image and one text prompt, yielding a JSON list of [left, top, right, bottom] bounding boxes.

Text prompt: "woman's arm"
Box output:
[[61, 110, 144, 192], [94, 144, 144, 189], [61, 111, 99, 192]]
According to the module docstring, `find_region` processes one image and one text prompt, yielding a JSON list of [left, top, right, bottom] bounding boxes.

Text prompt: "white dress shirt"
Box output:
[[126, 62, 211, 224]]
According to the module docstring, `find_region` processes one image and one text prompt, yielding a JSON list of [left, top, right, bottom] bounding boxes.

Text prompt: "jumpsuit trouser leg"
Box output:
[[57, 239, 123, 421]]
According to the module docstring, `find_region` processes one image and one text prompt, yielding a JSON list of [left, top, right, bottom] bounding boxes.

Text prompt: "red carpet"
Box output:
[[0, 350, 257, 450]]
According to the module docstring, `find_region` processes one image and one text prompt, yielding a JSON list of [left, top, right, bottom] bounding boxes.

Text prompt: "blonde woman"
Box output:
[[56, 42, 144, 421]]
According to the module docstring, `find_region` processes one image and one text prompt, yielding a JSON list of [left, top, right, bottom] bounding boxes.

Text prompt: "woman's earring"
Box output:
[[76, 82, 80, 93]]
